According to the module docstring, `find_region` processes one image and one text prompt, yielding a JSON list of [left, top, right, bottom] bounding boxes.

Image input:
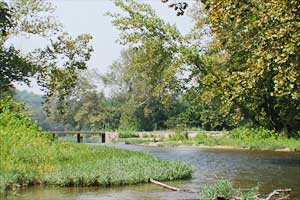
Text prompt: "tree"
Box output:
[[193, 0, 300, 132], [0, 0, 93, 107], [0, 1, 12, 41], [106, 0, 208, 131], [48, 72, 122, 130], [107, 0, 187, 103], [0, 2, 37, 95]]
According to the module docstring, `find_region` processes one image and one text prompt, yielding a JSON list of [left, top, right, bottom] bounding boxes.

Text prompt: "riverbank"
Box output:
[[134, 142, 297, 152], [0, 107, 192, 194], [124, 127, 300, 152]]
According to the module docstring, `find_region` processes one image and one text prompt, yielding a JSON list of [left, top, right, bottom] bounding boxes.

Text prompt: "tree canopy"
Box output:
[[0, 0, 93, 105]]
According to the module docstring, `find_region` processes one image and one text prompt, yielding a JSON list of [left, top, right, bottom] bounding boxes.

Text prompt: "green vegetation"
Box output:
[[199, 180, 258, 200], [118, 129, 139, 138], [124, 139, 154, 145], [1, 0, 299, 198], [156, 128, 300, 151], [0, 99, 192, 194], [196, 0, 300, 132], [8, 0, 298, 140], [1, 0, 93, 109], [195, 127, 300, 151], [168, 132, 188, 142]]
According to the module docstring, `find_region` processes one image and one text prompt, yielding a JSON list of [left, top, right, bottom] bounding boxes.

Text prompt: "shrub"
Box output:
[[199, 180, 258, 200], [168, 132, 188, 142], [194, 132, 208, 144], [118, 129, 139, 138], [230, 127, 278, 140]]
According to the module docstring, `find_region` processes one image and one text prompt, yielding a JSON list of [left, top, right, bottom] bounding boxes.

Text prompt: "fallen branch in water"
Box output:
[[149, 179, 194, 192], [150, 179, 292, 200], [229, 188, 292, 200], [265, 189, 292, 200]]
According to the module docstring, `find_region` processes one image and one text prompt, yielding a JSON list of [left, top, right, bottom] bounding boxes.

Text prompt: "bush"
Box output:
[[194, 132, 208, 144], [230, 127, 278, 139], [168, 132, 188, 142], [118, 129, 139, 138]]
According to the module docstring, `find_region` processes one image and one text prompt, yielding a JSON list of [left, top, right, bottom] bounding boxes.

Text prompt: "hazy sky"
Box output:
[[9, 0, 195, 94]]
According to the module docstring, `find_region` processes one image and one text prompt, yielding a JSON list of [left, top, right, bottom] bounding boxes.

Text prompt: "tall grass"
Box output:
[[0, 100, 192, 194], [118, 129, 139, 138], [199, 180, 258, 200]]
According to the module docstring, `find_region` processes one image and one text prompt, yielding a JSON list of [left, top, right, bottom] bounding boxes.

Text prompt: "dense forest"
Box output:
[[1, 0, 300, 137]]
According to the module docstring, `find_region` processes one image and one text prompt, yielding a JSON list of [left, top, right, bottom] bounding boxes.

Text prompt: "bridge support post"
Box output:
[[77, 133, 81, 143], [100, 133, 105, 143]]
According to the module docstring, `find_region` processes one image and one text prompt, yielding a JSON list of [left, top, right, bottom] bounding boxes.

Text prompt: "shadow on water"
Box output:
[[6, 143, 300, 200]]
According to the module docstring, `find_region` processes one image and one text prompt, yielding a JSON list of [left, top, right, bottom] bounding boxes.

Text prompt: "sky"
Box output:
[[8, 0, 195, 94]]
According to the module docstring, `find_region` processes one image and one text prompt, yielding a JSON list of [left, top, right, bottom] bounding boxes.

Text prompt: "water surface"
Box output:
[[7, 144, 300, 200]]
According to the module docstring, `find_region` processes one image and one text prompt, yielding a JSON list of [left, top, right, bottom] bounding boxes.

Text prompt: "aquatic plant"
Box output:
[[199, 180, 258, 200]]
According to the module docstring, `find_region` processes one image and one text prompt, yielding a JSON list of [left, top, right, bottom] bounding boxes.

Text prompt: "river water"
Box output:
[[7, 144, 300, 200]]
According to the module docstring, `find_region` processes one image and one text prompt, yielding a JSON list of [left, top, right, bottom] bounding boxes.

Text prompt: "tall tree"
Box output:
[[194, 0, 300, 132], [107, 0, 187, 103], [48, 72, 122, 130], [0, 2, 37, 95]]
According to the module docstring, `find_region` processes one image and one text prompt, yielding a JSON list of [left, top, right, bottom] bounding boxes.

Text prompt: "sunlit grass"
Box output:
[[0, 109, 192, 194]]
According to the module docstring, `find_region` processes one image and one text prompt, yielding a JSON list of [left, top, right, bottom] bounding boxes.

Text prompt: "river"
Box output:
[[7, 144, 300, 200]]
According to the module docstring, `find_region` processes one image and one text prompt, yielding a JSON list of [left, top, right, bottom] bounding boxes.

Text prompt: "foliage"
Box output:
[[192, 129, 300, 151], [103, 48, 185, 131], [15, 90, 65, 130], [0, 2, 12, 42], [196, 0, 300, 133], [168, 132, 188, 142], [105, 0, 193, 131], [0, 99, 192, 193], [118, 129, 139, 138], [0, 2, 37, 95], [0, 47, 37, 95], [1, 0, 93, 108], [7, 0, 62, 37], [199, 180, 258, 200], [107, 0, 187, 103], [194, 132, 208, 144], [47, 72, 121, 131], [199, 180, 235, 200], [230, 127, 278, 140], [124, 138, 153, 145]]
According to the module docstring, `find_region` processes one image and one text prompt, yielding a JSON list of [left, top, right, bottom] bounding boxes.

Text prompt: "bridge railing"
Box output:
[[51, 131, 106, 143]]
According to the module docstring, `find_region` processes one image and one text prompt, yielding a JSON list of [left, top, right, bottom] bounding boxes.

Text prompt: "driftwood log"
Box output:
[[150, 179, 181, 191], [265, 189, 292, 200], [149, 179, 195, 192]]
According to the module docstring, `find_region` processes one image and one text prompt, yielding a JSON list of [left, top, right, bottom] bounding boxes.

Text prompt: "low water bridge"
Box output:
[[52, 131, 107, 143]]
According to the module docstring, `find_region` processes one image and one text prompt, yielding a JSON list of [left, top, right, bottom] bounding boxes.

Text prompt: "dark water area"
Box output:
[[6, 144, 300, 200]]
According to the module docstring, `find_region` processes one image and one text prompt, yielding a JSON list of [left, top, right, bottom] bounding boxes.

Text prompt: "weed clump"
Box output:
[[199, 180, 258, 200]]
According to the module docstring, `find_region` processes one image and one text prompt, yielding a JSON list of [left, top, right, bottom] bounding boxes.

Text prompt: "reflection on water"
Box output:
[[6, 144, 300, 200]]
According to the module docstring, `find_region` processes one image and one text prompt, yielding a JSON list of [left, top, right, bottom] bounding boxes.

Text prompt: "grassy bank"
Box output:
[[194, 128, 300, 151], [0, 104, 192, 194], [136, 127, 300, 151]]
